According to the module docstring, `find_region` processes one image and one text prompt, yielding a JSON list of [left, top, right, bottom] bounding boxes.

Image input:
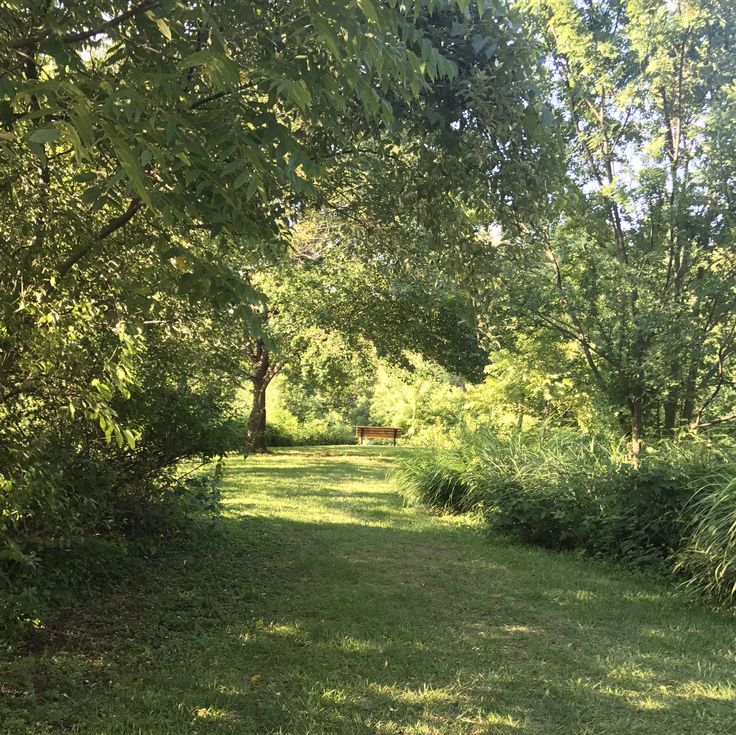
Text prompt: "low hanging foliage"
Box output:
[[1, 0, 550, 638]]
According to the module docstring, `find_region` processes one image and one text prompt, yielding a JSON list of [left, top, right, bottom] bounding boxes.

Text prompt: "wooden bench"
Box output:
[[355, 426, 401, 445]]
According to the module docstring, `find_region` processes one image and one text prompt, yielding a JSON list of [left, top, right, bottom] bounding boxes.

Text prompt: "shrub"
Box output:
[[0, 461, 223, 642], [265, 415, 356, 447], [596, 442, 722, 567], [464, 430, 620, 552], [0, 347, 234, 641]]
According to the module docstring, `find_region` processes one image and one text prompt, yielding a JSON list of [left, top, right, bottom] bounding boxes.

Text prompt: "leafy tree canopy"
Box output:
[[477, 0, 736, 446]]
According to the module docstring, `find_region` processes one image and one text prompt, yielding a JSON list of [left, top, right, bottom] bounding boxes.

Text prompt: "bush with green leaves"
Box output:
[[265, 415, 356, 448], [1, 445, 227, 636], [595, 442, 726, 568], [0, 299, 240, 639], [371, 355, 468, 442]]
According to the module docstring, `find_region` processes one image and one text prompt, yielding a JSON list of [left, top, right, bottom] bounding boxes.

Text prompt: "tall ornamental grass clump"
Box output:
[[676, 468, 736, 606], [394, 448, 477, 514], [398, 431, 736, 604]]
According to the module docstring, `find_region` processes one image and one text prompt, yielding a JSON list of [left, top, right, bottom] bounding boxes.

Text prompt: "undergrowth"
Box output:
[[1, 459, 224, 644]]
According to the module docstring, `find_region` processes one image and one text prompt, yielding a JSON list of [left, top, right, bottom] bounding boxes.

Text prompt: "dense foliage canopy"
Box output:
[[481, 0, 736, 445]]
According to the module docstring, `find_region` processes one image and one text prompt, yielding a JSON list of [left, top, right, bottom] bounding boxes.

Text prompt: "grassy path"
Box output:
[[3, 447, 736, 734]]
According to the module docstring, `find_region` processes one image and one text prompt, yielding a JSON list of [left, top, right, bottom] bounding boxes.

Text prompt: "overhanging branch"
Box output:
[[58, 197, 142, 276], [691, 413, 736, 431], [5, 1, 161, 51]]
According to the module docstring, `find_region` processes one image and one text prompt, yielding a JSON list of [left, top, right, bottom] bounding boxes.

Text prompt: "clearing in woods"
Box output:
[[3, 447, 736, 734]]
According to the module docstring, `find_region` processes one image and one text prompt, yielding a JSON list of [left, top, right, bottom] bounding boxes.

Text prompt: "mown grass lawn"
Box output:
[[2, 446, 735, 734]]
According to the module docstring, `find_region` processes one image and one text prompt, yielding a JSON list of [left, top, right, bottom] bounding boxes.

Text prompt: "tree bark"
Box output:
[[681, 363, 699, 426], [629, 333, 647, 457], [245, 337, 278, 454], [247, 373, 269, 453], [663, 397, 678, 437]]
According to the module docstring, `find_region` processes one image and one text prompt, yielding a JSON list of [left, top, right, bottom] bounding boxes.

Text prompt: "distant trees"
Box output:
[[242, 218, 487, 452], [481, 0, 736, 447]]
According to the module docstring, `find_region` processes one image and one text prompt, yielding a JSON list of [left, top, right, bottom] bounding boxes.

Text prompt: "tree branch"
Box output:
[[189, 90, 229, 110], [691, 412, 736, 431], [58, 197, 143, 276], [544, 245, 607, 387], [5, 0, 161, 51]]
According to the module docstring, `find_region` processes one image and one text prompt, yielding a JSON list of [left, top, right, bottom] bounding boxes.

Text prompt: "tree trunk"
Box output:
[[246, 375, 268, 453], [663, 397, 678, 437], [627, 325, 647, 458], [629, 345, 646, 460], [245, 337, 278, 454], [681, 361, 699, 426]]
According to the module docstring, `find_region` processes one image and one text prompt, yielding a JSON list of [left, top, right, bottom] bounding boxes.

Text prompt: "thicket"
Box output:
[[0, 304, 240, 636], [396, 432, 736, 606]]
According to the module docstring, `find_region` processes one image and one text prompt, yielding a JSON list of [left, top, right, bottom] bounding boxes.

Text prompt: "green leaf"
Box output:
[[70, 109, 96, 149], [28, 127, 59, 144], [82, 185, 102, 204], [358, 0, 379, 23], [122, 428, 136, 450], [103, 125, 153, 207], [313, 18, 341, 60], [234, 171, 251, 190], [156, 17, 172, 41]]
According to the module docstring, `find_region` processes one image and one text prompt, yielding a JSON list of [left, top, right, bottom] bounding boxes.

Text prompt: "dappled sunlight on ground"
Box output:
[[3, 447, 735, 734]]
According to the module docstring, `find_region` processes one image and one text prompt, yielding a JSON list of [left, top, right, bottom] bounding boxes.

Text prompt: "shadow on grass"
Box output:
[[3, 455, 736, 734]]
